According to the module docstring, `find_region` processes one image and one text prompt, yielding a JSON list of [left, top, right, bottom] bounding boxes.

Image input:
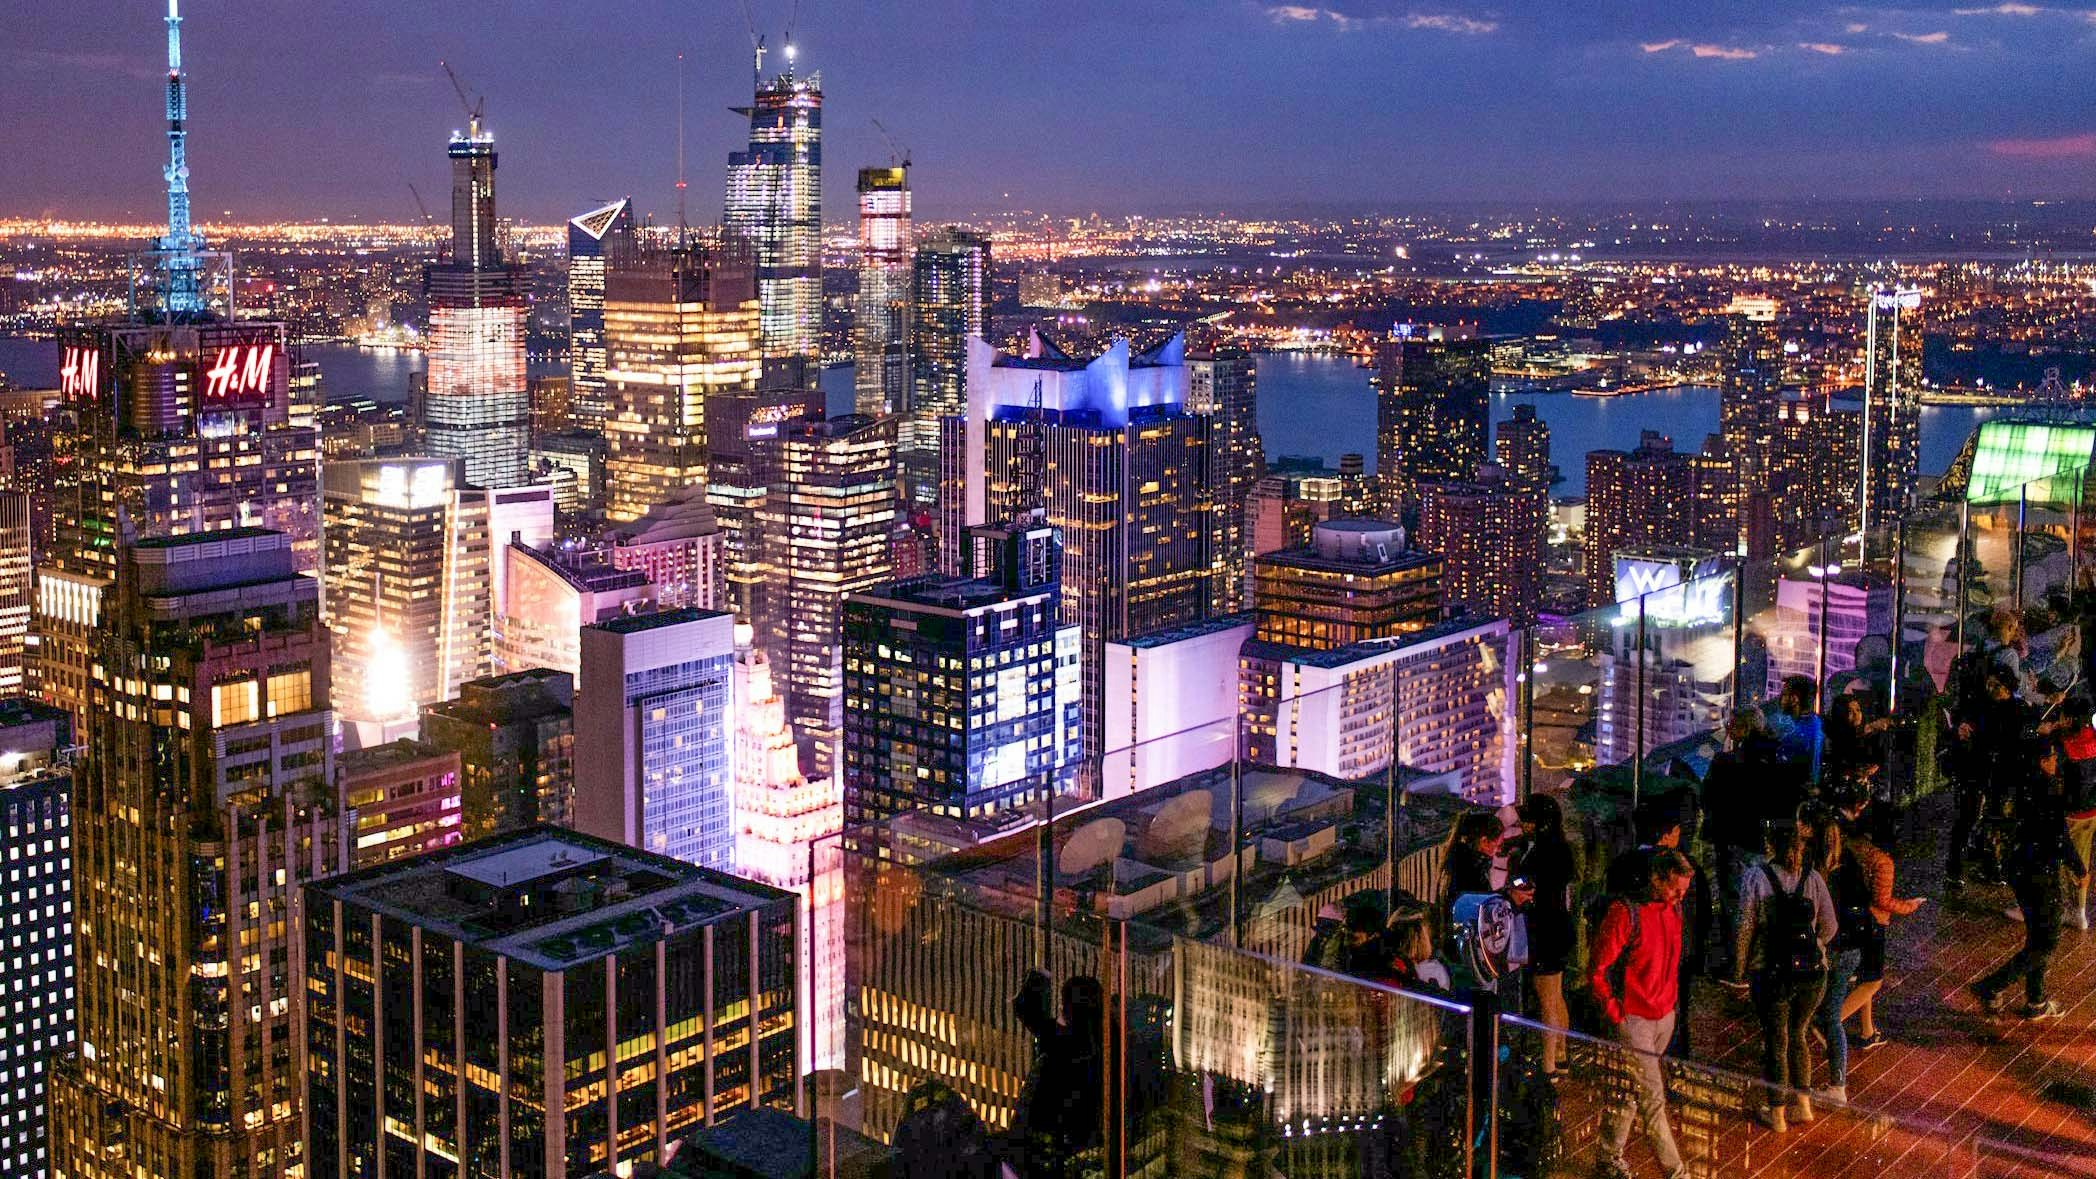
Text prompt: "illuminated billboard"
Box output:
[[1613, 549, 1731, 628]]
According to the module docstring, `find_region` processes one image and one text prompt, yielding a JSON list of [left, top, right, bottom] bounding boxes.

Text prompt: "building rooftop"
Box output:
[[308, 826, 790, 971], [589, 606, 729, 636], [853, 574, 1050, 614], [424, 668, 575, 725], [338, 738, 452, 776], [1242, 616, 1510, 669], [1119, 613, 1257, 650]]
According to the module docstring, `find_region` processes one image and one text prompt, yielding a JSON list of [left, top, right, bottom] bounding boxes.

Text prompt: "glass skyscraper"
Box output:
[[908, 227, 989, 513], [565, 197, 633, 433], [725, 59, 823, 373], [1373, 326, 1493, 516], [854, 166, 912, 418], [425, 117, 529, 488]]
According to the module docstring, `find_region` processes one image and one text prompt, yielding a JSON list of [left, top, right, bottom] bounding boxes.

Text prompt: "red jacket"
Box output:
[[1587, 897, 1683, 1023]]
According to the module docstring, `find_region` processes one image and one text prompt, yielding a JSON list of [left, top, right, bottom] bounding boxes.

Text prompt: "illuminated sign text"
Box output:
[[203, 342, 276, 404]]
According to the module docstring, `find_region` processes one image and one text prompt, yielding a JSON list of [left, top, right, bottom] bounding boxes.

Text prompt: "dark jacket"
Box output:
[[1702, 734, 1784, 853], [2009, 767, 2089, 878]]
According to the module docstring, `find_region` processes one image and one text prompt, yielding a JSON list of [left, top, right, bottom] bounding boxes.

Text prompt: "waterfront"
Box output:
[[0, 338, 2004, 496]]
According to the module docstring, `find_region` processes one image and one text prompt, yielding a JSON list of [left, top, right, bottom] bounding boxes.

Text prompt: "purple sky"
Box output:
[[5, 0, 2093, 224]]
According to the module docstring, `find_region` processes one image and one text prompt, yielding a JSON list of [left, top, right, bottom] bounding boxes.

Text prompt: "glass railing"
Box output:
[[801, 451, 2095, 1177]]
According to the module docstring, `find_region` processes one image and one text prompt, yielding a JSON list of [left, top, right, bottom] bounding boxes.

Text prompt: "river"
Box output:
[[0, 337, 1999, 496]]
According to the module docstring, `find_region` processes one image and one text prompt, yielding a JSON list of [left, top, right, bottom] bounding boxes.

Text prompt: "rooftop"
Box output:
[[308, 826, 790, 971], [589, 606, 729, 636], [853, 574, 1050, 614], [1119, 613, 1256, 650], [338, 738, 452, 775]]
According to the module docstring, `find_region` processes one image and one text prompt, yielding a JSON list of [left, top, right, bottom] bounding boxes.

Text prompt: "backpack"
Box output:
[[1828, 852, 1875, 953], [1758, 864, 1825, 978]]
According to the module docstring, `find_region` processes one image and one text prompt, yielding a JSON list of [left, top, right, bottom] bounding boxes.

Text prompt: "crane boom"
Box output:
[[439, 60, 485, 134]]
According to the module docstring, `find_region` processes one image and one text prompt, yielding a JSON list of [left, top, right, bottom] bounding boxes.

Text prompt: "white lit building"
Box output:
[[1763, 570, 1894, 697], [1594, 548, 1737, 766], [1101, 616, 1256, 799]]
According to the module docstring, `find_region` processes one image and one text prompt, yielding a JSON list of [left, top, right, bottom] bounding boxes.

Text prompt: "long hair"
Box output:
[[1800, 803, 1842, 876], [1766, 818, 1807, 874], [1446, 810, 1504, 864]]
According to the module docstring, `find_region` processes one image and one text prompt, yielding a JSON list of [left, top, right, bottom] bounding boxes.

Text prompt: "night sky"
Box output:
[[5, 1, 2093, 224]]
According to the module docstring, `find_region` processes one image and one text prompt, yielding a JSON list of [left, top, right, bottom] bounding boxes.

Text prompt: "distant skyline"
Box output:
[[5, 1, 2093, 225]]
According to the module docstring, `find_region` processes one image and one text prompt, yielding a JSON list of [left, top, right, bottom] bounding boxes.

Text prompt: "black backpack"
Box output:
[[1828, 852, 1875, 953], [1759, 864, 1825, 978]]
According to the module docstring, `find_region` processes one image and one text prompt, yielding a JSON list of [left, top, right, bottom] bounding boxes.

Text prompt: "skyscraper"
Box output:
[[424, 105, 529, 488], [909, 228, 989, 517], [725, 50, 823, 379], [602, 241, 761, 523], [565, 197, 634, 433], [0, 490, 32, 696], [854, 165, 912, 417], [1249, 519, 1442, 649], [420, 667, 576, 836], [303, 828, 799, 1178], [51, 529, 346, 1179], [1862, 286, 1924, 536], [1495, 403, 1555, 496], [0, 700, 72, 1179], [334, 738, 463, 869], [761, 415, 898, 778], [575, 608, 738, 871], [321, 456, 492, 741], [704, 377, 823, 625], [1583, 432, 1719, 607], [1373, 326, 1492, 516], [1417, 467, 1543, 624], [1188, 347, 1262, 614], [1716, 296, 1781, 554], [958, 334, 1210, 755]]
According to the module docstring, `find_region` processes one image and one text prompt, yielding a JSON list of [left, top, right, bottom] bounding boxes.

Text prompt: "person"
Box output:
[[1383, 897, 1454, 994], [1011, 970, 1105, 1176], [1805, 805, 1865, 1106], [1703, 708, 1783, 977], [1512, 794, 1577, 1075], [2058, 698, 2096, 931], [1830, 788, 1924, 1052], [1605, 795, 1711, 1058], [1822, 694, 1890, 794], [1946, 668, 2028, 891], [1771, 675, 1825, 785], [1727, 819, 1836, 1134], [1969, 739, 2090, 1020], [1312, 892, 1388, 978], [1588, 848, 1694, 1179], [1443, 810, 1504, 903]]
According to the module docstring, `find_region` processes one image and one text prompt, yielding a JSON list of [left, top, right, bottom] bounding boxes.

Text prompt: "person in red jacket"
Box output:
[[1588, 848, 1694, 1179]]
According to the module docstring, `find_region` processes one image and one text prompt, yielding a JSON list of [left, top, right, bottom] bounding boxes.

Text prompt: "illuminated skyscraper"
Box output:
[[1583, 432, 1736, 607], [762, 415, 898, 779], [51, 529, 346, 1179], [602, 241, 761, 523], [0, 491, 31, 696], [0, 700, 71, 1179], [565, 197, 634, 433], [854, 166, 911, 417], [1862, 286, 1924, 536], [575, 608, 738, 870], [733, 645, 844, 1071], [910, 227, 990, 518], [1373, 326, 1492, 516], [1188, 348, 1262, 613], [424, 107, 529, 488], [419, 668, 575, 837], [335, 738, 463, 870], [1495, 403, 1555, 496], [321, 457, 492, 743], [1417, 467, 1543, 623], [725, 50, 823, 377], [1249, 519, 1442, 649]]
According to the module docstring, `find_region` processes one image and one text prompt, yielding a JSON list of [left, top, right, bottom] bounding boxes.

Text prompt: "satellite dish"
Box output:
[[1137, 790, 1211, 862], [1057, 818, 1125, 878]]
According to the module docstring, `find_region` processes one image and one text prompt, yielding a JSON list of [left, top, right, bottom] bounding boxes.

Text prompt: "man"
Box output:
[[1605, 796, 1712, 1058], [1703, 708, 1782, 977], [1947, 668, 2028, 892], [1771, 675, 1824, 785], [1969, 739, 2089, 1020], [1588, 849, 1694, 1179]]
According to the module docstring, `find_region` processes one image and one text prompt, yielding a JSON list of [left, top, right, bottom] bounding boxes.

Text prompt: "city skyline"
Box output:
[[5, 1, 2095, 225]]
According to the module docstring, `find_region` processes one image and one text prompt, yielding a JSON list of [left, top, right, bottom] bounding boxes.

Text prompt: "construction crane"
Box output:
[[439, 60, 485, 136], [405, 182, 445, 258], [871, 118, 911, 170]]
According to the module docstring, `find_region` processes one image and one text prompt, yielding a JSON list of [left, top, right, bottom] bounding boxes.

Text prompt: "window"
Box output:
[[213, 679, 259, 727], [266, 669, 311, 717]]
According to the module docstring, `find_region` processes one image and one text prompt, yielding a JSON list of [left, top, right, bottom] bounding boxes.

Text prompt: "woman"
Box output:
[[1806, 804, 1866, 1106], [1383, 901, 1454, 994], [1727, 818, 1837, 1134], [1832, 790, 1924, 1051], [1512, 794, 1577, 1075], [1441, 810, 1505, 917], [1822, 695, 1890, 794]]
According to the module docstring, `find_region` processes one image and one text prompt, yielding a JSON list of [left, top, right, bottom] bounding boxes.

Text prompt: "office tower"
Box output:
[[1250, 519, 1442, 650], [530, 429, 607, 511], [854, 166, 911, 417], [576, 608, 737, 870], [1862, 286, 1924, 536], [1583, 432, 1718, 607], [336, 738, 463, 869], [956, 333, 1210, 754], [1495, 403, 1555, 495], [603, 487, 726, 609], [51, 529, 346, 1179], [1594, 548, 1736, 766], [1715, 296, 1781, 555], [1246, 471, 1344, 558], [725, 51, 823, 374], [420, 668, 575, 836], [1757, 398, 1859, 556], [303, 828, 799, 1178], [1373, 325, 1492, 516], [497, 541, 655, 678], [528, 375, 571, 438], [321, 457, 492, 741], [842, 518, 1076, 826], [565, 197, 634, 431], [0, 699, 72, 1179], [1189, 348, 1262, 614], [1101, 616, 1258, 797], [704, 378, 823, 624], [0, 490, 29, 695], [908, 228, 990, 517], [732, 645, 844, 1071], [602, 242, 761, 523], [763, 416, 898, 778], [423, 104, 529, 488], [1417, 466, 1544, 624]]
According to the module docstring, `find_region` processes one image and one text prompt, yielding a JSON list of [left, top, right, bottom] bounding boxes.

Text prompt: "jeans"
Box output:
[[1946, 783, 1986, 881], [1602, 1012, 1684, 1176], [1750, 968, 1826, 1104], [1715, 846, 1752, 975], [1817, 948, 1862, 1088], [1979, 870, 2064, 1005]]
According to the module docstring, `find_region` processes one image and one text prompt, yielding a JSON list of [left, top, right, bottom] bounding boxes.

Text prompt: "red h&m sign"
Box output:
[[203, 342, 275, 404], [59, 345, 99, 401]]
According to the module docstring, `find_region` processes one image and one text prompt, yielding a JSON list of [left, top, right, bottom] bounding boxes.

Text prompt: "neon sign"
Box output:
[[59, 346, 100, 401], [203, 342, 275, 403], [1614, 555, 1730, 628]]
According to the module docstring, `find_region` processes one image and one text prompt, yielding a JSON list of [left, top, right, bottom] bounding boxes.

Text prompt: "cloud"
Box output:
[[1988, 131, 2096, 158], [1844, 21, 1870, 33], [1797, 41, 1849, 54], [1641, 38, 1759, 59], [1891, 29, 1952, 42], [1953, 2, 2044, 12], [1260, 4, 1497, 33]]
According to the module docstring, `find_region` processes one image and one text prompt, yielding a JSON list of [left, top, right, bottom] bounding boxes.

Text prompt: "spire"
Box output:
[[160, 0, 205, 317]]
